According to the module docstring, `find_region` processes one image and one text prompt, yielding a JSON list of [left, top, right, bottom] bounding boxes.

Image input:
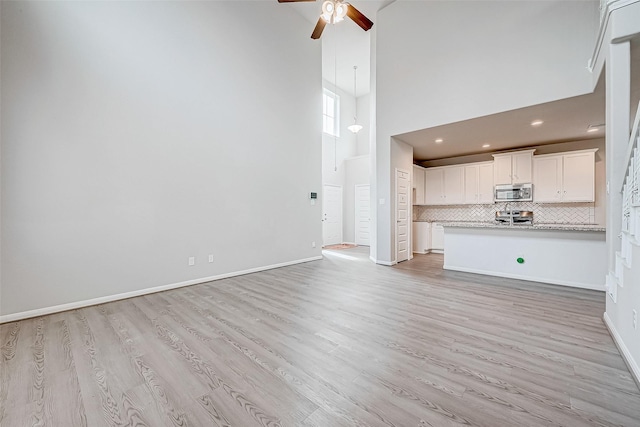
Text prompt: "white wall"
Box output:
[[0, 1, 322, 318], [613, 241, 640, 383], [356, 94, 370, 156], [0, 3, 3, 313], [374, 0, 601, 263], [377, 1, 599, 137]]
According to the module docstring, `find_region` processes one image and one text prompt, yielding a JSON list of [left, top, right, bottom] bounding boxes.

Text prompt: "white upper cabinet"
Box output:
[[424, 168, 445, 205], [533, 149, 597, 203], [492, 150, 535, 185], [477, 163, 495, 203], [563, 151, 597, 201], [464, 162, 494, 204], [417, 148, 595, 206], [533, 155, 562, 202], [443, 167, 465, 204], [493, 156, 513, 185], [512, 151, 534, 184], [412, 165, 426, 205], [424, 166, 464, 205]]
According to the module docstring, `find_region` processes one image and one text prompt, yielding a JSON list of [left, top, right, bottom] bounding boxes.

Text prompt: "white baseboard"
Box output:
[[443, 264, 605, 291], [431, 249, 444, 254], [603, 312, 640, 389], [369, 257, 396, 266], [0, 256, 323, 324]]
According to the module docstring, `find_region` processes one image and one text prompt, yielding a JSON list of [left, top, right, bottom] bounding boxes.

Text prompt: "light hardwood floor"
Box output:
[[2, 247, 640, 426]]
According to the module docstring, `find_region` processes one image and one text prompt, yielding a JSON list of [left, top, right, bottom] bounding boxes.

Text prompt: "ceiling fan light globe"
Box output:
[[335, 3, 348, 19], [348, 124, 363, 133], [322, 0, 334, 15]]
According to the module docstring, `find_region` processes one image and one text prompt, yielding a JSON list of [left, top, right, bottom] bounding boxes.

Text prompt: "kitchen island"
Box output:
[[442, 222, 606, 290]]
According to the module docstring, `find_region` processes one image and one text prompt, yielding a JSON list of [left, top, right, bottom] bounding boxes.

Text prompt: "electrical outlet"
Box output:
[[312, 241, 316, 248], [208, 254, 214, 263], [633, 309, 637, 330], [188, 257, 195, 266]]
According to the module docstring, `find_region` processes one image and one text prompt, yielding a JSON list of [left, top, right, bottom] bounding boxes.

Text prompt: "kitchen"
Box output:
[[404, 91, 608, 291]]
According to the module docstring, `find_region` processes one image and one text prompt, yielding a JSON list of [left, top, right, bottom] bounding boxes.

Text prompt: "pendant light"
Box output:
[[347, 65, 363, 134]]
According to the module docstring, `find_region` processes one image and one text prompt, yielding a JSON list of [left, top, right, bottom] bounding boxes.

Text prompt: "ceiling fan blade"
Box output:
[[277, 0, 316, 2], [346, 4, 373, 32], [311, 17, 327, 39]]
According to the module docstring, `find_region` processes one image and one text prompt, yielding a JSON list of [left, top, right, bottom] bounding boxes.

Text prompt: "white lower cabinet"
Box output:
[[431, 223, 445, 253], [412, 222, 431, 254]]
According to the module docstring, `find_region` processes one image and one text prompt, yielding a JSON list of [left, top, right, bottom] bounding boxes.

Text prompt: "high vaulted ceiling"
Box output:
[[279, 1, 640, 162], [281, 0, 394, 97]]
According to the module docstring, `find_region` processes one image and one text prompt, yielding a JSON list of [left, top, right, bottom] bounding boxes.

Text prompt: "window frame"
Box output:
[[323, 88, 340, 137]]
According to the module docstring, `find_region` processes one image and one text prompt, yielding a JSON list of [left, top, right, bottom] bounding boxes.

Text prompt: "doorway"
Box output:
[[396, 169, 410, 263], [355, 184, 370, 246], [323, 185, 343, 246]]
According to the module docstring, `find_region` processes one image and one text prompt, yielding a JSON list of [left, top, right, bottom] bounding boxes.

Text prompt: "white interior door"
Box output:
[[355, 184, 370, 246], [323, 185, 343, 246], [396, 169, 410, 262]]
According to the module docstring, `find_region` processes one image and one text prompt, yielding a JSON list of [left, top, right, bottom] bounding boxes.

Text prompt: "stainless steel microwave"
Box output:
[[494, 183, 533, 202]]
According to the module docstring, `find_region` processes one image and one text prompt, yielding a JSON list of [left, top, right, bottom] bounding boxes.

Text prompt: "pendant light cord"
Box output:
[[353, 65, 358, 122]]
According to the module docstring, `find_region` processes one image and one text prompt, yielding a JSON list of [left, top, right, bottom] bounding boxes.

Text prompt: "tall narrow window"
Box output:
[[323, 89, 340, 137]]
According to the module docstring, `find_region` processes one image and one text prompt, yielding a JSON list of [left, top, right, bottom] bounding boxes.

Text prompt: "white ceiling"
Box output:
[[397, 86, 606, 161], [280, 0, 393, 97]]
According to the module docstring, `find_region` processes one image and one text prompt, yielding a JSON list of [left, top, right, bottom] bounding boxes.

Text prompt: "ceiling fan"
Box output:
[[278, 0, 374, 39]]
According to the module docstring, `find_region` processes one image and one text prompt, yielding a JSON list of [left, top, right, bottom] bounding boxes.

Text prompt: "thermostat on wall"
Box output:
[[310, 192, 317, 199]]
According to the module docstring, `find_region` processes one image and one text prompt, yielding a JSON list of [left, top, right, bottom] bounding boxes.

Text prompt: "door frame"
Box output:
[[354, 184, 370, 246], [395, 168, 411, 263], [322, 184, 343, 247]]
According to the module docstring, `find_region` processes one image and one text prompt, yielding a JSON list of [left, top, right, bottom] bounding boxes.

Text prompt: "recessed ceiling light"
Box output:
[[531, 120, 544, 126], [435, 138, 443, 144], [482, 144, 491, 148]]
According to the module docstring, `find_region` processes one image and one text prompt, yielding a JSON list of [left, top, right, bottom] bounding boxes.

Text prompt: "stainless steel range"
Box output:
[[495, 210, 534, 225]]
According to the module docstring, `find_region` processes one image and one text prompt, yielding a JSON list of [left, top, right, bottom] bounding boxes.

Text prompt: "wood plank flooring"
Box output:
[[2, 247, 640, 426]]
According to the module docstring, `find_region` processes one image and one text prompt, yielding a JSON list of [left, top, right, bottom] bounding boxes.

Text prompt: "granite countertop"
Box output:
[[424, 221, 606, 232]]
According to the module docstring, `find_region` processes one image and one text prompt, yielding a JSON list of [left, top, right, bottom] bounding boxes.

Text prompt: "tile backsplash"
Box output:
[[414, 202, 596, 225]]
